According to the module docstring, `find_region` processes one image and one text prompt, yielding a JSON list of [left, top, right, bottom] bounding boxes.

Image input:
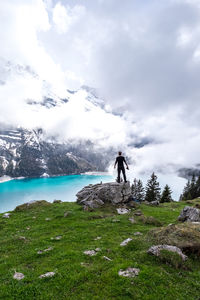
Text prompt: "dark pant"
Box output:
[[117, 167, 126, 183]]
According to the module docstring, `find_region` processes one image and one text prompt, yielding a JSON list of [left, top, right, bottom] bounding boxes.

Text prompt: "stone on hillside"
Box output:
[[129, 217, 135, 224], [118, 267, 140, 278], [148, 223, 200, 254], [37, 247, 53, 254], [18, 236, 26, 241], [94, 236, 102, 240], [64, 211, 70, 217], [149, 200, 160, 206], [39, 272, 55, 278], [147, 245, 188, 261], [117, 208, 130, 215], [178, 206, 200, 222], [83, 250, 97, 256], [3, 212, 11, 218], [51, 235, 62, 240], [45, 218, 51, 221], [13, 272, 25, 280], [76, 181, 132, 209], [134, 232, 142, 236], [134, 210, 143, 216], [15, 200, 51, 211], [120, 238, 133, 246], [103, 256, 112, 261]]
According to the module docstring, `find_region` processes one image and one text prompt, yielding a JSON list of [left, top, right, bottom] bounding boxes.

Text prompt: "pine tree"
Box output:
[[145, 172, 161, 202], [131, 178, 145, 202], [160, 184, 173, 203], [180, 175, 198, 201], [137, 179, 145, 201], [195, 175, 200, 198]]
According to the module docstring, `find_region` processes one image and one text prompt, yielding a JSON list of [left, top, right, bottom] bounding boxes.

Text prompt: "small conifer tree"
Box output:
[[145, 172, 161, 202], [160, 184, 173, 203]]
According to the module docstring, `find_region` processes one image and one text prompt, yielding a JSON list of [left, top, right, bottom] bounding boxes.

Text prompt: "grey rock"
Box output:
[[120, 238, 133, 246], [134, 232, 142, 236], [45, 218, 51, 221], [37, 247, 53, 254], [94, 236, 102, 240], [76, 181, 132, 209], [39, 272, 55, 278], [13, 272, 25, 280], [178, 206, 200, 222], [3, 212, 11, 218], [51, 235, 62, 240], [103, 256, 112, 261], [118, 267, 140, 278], [149, 200, 160, 206], [83, 250, 97, 256], [129, 217, 135, 224], [134, 210, 143, 216], [117, 208, 130, 215], [147, 245, 188, 261]]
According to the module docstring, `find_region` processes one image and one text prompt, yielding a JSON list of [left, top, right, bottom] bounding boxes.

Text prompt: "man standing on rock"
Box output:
[[114, 151, 129, 183]]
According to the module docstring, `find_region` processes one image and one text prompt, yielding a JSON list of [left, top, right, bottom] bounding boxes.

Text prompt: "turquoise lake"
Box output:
[[0, 175, 113, 213]]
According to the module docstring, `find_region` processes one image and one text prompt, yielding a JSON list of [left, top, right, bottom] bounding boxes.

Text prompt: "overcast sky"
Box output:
[[1, 0, 200, 197]]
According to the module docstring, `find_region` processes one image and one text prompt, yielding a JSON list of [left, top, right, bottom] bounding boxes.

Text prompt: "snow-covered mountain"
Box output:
[[0, 126, 114, 177], [0, 60, 116, 178]]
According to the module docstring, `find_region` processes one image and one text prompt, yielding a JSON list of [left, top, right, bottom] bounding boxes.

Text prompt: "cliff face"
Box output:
[[0, 128, 111, 177]]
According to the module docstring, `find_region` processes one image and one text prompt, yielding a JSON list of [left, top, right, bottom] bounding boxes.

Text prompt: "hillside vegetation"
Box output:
[[0, 199, 200, 299]]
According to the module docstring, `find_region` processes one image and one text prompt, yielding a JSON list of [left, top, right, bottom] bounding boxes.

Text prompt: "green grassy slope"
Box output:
[[0, 200, 200, 300]]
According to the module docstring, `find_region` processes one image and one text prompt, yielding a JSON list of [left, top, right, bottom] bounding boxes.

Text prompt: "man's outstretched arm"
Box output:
[[124, 158, 129, 169]]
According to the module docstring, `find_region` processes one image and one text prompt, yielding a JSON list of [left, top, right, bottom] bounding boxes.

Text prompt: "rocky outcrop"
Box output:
[[178, 206, 200, 222], [147, 245, 188, 261], [76, 181, 132, 209]]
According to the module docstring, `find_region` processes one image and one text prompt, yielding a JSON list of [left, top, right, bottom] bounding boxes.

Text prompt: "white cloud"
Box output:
[[1, 0, 200, 199], [53, 3, 85, 34]]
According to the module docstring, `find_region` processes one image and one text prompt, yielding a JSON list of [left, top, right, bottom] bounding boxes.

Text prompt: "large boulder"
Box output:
[[76, 181, 132, 209], [178, 206, 200, 222], [147, 245, 187, 261], [148, 223, 200, 255]]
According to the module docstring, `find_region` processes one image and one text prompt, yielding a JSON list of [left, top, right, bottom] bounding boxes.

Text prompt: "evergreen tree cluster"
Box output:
[[179, 174, 200, 201], [131, 172, 173, 203]]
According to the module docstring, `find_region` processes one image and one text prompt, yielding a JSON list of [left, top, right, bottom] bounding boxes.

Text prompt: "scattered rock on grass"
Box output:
[[118, 268, 140, 278], [83, 250, 97, 256], [134, 210, 143, 216], [103, 256, 112, 261], [120, 238, 133, 246], [51, 235, 62, 240], [178, 206, 200, 222], [129, 217, 135, 224], [13, 272, 25, 280], [147, 245, 188, 261], [45, 218, 51, 221], [83, 248, 101, 256], [18, 236, 26, 241], [37, 247, 53, 254], [39, 272, 55, 279], [80, 262, 90, 267], [3, 213, 11, 218], [117, 208, 130, 215], [94, 236, 102, 240], [64, 211, 70, 217], [134, 232, 143, 236]]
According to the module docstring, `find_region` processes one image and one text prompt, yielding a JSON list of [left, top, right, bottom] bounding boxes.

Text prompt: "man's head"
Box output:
[[118, 151, 122, 156]]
